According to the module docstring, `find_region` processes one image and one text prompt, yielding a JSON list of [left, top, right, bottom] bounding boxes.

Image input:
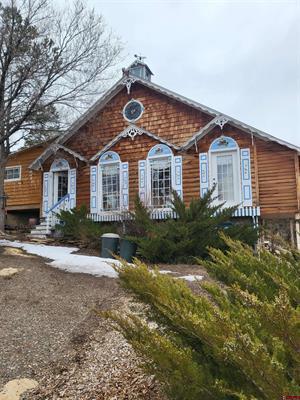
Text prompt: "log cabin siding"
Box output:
[[256, 139, 298, 215], [5, 146, 43, 210]]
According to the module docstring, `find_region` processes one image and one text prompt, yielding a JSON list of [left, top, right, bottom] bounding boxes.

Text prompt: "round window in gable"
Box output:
[[123, 99, 144, 122]]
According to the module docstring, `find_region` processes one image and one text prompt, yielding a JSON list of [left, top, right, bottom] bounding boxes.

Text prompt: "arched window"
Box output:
[[148, 144, 173, 207], [50, 158, 70, 203], [209, 136, 241, 205], [50, 158, 70, 171], [99, 151, 121, 211]]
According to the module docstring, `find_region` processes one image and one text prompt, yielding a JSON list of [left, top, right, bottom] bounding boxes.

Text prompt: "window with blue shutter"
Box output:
[[139, 144, 183, 208], [138, 160, 147, 204], [42, 172, 53, 216], [199, 153, 209, 197], [98, 151, 122, 212], [90, 166, 98, 214], [68, 169, 77, 209], [172, 155, 183, 198], [121, 162, 129, 210], [240, 148, 253, 206]]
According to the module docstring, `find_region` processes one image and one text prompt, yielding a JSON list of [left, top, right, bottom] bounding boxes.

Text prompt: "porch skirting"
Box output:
[[88, 206, 261, 223]]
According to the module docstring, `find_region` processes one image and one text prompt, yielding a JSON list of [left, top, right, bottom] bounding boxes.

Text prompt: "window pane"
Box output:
[[102, 163, 120, 211], [5, 167, 20, 180], [57, 171, 68, 201], [151, 157, 172, 207], [217, 155, 234, 201]]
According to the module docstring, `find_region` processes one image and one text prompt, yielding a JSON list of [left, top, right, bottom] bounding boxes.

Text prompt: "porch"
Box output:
[[88, 205, 261, 224]]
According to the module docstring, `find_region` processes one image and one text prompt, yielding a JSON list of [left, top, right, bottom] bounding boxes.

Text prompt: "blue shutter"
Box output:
[[199, 153, 209, 197], [121, 162, 129, 210], [172, 156, 183, 198], [90, 166, 98, 214], [42, 172, 53, 216], [240, 148, 252, 206], [138, 160, 147, 203], [68, 169, 76, 209]]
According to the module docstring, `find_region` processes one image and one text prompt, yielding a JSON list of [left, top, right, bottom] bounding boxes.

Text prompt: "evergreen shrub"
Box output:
[[56, 205, 115, 246], [127, 189, 258, 263], [107, 238, 300, 399]]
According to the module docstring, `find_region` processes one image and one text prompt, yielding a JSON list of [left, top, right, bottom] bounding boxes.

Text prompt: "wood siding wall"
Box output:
[[38, 83, 299, 218], [5, 146, 43, 210], [256, 139, 298, 216], [64, 83, 212, 159]]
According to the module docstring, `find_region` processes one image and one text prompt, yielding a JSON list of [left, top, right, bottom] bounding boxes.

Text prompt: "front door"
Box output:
[[210, 151, 240, 207], [53, 171, 68, 204]]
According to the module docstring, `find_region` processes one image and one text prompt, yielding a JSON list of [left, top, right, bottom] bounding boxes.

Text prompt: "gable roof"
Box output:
[[183, 116, 300, 152], [31, 73, 300, 169], [90, 125, 180, 162], [30, 143, 88, 170]]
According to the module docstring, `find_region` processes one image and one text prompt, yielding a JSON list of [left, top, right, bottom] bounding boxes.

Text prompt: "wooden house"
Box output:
[[4, 144, 44, 227], [25, 59, 300, 247]]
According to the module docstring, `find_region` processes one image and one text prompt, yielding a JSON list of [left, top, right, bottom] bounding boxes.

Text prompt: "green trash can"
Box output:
[[101, 233, 120, 258], [119, 238, 137, 262]]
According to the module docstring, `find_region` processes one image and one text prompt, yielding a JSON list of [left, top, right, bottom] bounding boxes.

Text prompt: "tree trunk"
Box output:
[[0, 145, 8, 232]]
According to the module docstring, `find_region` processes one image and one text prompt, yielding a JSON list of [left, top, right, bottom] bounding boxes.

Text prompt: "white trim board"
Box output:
[[4, 165, 22, 182]]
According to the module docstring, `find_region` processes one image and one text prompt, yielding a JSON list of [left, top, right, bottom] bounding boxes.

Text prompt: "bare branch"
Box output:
[[0, 0, 123, 148]]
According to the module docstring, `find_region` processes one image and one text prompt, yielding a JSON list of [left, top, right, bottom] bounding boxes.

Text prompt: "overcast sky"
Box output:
[[85, 0, 300, 146]]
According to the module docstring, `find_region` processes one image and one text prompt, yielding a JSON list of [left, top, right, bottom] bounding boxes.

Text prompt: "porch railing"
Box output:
[[88, 206, 260, 223], [46, 194, 70, 232]]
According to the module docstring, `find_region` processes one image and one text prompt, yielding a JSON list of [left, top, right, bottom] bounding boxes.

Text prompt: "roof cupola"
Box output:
[[122, 55, 153, 81]]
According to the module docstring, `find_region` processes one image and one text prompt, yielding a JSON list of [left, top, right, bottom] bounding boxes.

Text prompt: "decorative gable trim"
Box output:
[[30, 144, 88, 170], [90, 125, 180, 162], [183, 116, 222, 150], [183, 114, 300, 153]]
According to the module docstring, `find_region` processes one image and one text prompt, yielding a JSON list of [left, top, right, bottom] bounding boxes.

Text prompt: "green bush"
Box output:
[[56, 205, 115, 246], [127, 189, 258, 263], [107, 238, 300, 400]]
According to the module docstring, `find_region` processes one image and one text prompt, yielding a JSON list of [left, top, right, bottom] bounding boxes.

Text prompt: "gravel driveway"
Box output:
[[0, 245, 164, 399]]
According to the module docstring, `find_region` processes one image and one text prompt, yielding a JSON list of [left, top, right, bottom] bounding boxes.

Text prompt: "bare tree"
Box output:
[[0, 0, 122, 231]]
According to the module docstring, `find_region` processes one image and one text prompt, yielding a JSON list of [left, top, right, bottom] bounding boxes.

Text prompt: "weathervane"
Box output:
[[134, 54, 146, 62]]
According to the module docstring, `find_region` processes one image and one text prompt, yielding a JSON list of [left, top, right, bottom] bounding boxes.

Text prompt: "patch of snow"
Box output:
[[0, 240, 119, 278], [159, 270, 179, 274], [179, 275, 203, 282]]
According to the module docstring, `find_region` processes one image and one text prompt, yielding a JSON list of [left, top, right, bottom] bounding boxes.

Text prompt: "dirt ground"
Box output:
[[0, 245, 164, 399]]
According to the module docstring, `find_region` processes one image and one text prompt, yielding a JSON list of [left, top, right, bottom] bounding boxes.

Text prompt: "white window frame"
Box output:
[[50, 158, 70, 205], [147, 144, 173, 212], [209, 137, 241, 207], [98, 151, 121, 214], [4, 165, 21, 182]]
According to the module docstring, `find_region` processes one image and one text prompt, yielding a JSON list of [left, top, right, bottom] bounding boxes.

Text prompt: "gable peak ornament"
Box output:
[[122, 126, 144, 141], [122, 76, 136, 95], [215, 116, 229, 130]]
